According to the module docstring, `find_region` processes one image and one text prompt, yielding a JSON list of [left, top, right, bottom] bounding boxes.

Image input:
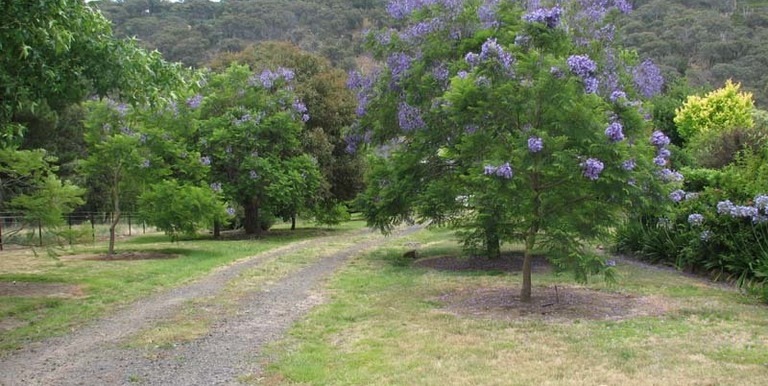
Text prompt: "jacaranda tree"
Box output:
[[350, 0, 676, 301], [195, 64, 324, 235]]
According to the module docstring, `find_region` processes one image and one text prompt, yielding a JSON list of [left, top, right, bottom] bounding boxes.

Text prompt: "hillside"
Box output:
[[94, 0, 768, 103]]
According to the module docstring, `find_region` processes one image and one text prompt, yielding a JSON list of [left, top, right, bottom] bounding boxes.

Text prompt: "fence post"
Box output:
[[90, 212, 95, 242], [38, 219, 43, 247], [128, 213, 132, 236], [68, 214, 73, 246], [0, 216, 4, 251]]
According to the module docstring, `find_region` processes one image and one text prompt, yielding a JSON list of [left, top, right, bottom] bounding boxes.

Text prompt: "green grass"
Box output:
[[0, 219, 367, 354], [262, 227, 768, 385]]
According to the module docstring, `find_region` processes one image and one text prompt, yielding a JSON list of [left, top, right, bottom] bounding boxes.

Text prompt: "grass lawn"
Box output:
[[263, 227, 768, 385], [0, 218, 367, 354]]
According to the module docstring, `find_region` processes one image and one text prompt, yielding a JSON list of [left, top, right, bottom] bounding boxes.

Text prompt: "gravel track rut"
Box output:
[[0, 226, 420, 385]]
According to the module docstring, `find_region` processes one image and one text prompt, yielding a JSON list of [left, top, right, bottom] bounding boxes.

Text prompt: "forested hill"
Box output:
[[92, 0, 388, 70], [94, 0, 768, 104]]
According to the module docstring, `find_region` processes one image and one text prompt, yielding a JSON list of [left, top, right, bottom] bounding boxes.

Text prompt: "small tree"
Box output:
[[352, 0, 671, 301], [674, 80, 755, 141], [138, 180, 224, 241]]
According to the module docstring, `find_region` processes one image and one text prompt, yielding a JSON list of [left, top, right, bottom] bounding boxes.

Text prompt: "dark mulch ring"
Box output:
[[61, 252, 178, 261], [0, 282, 85, 298], [413, 253, 551, 273], [437, 285, 674, 322]]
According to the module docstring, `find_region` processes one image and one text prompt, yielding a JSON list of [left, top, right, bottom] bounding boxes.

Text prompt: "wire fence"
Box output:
[[0, 212, 150, 250]]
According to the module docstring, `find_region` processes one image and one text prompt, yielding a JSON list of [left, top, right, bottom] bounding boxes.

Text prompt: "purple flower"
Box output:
[[495, 162, 513, 179], [478, 0, 500, 28], [658, 168, 684, 182], [700, 230, 712, 241], [200, 156, 211, 166], [249, 170, 259, 180], [615, 0, 633, 14], [457, 70, 469, 79], [657, 148, 672, 159], [650, 130, 670, 147], [479, 38, 514, 70], [432, 63, 449, 81], [584, 77, 599, 94], [210, 182, 222, 193], [302, 114, 310, 122], [293, 99, 308, 114], [550, 66, 564, 78], [226, 207, 236, 216], [669, 189, 686, 202], [609, 90, 627, 102], [400, 18, 443, 42], [186, 94, 203, 109], [116, 103, 128, 116], [604, 122, 624, 142], [755, 194, 768, 212], [567, 55, 598, 78], [717, 200, 734, 215], [140, 159, 150, 168], [522, 6, 563, 28], [465, 52, 481, 67], [582, 158, 604, 181], [622, 159, 636, 171], [653, 156, 667, 166], [633, 59, 664, 99], [387, 53, 413, 82], [483, 164, 497, 175], [688, 213, 704, 226], [527, 136, 543, 152], [397, 102, 426, 131]]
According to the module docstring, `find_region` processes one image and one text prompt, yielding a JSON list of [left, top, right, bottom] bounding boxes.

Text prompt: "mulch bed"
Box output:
[[0, 282, 85, 298], [413, 253, 551, 273]]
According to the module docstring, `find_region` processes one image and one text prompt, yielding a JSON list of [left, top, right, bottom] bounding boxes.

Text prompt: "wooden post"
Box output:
[[128, 213, 132, 236], [38, 219, 43, 247], [0, 216, 4, 251], [90, 212, 95, 242], [68, 215, 73, 245]]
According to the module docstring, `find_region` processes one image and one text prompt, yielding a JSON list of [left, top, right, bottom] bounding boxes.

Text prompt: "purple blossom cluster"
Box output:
[[658, 168, 684, 182], [400, 18, 443, 42], [633, 59, 664, 99], [140, 159, 151, 168], [700, 230, 712, 241], [478, 0, 500, 28], [465, 124, 478, 134], [210, 182, 222, 193], [716, 195, 768, 223], [186, 94, 203, 109], [347, 70, 378, 117], [250, 67, 295, 89], [688, 213, 704, 227], [609, 90, 626, 102], [582, 158, 604, 181], [522, 6, 563, 28], [398, 102, 426, 131], [527, 136, 543, 153], [249, 170, 259, 180], [200, 156, 211, 166], [387, 52, 413, 83], [466, 38, 514, 71], [566, 54, 598, 93], [622, 159, 636, 171], [604, 121, 624, 142], [483, 162, 513, 179], [650, 130, 670, 147], [226, 207, 236, 216], [432, 63, 450, 82], [669, 189, 686, 203]]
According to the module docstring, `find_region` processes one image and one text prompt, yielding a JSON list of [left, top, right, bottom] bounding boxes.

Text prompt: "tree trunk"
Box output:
[[486, 230, 500, 259], [213, 219, 221, 239], [291, 214, 296, 231], [243, 198, 260, 236], [521, 231, 536, 302], [108, 185, 120, 256]]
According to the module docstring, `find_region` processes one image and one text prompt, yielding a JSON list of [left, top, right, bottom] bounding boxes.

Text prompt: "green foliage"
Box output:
[[195, 64, 325, 234], [674, 80, 755, 141], [353, 1, 670, 300], [138, 180, 224, 241], [10, 175, 85, 228], [0, 0, 186, 145]]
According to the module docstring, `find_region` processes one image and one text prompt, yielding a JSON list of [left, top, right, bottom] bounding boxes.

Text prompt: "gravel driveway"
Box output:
[[0, 226, 420, 385]]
